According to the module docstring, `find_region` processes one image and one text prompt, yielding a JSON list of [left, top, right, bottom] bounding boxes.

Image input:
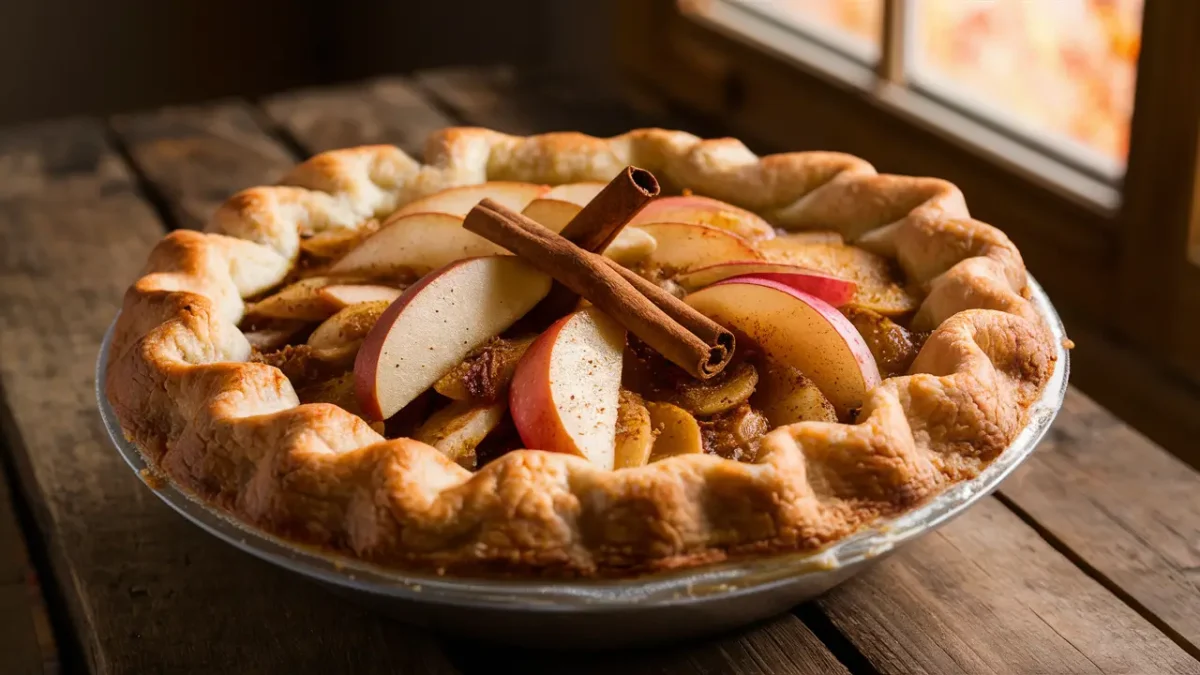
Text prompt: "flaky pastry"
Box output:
[[106, 128, 1055, 577]]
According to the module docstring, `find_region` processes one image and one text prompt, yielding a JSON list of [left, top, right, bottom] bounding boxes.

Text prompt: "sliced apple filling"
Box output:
[[238, 180, 928, 473]]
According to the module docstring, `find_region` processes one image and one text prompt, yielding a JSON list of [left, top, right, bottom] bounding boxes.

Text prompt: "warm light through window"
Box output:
[[912, 0, 1142, 163], [720, 0, 1142, 165], [767, 0, 883, 47]]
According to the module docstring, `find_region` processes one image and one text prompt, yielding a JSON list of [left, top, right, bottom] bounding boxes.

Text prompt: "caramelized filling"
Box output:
[[250, 344, 351, 389], [840, 306, 928, 378], [699, 403, 771, 462], [433, 336, 537, 403], [239, 199, 925, 471]]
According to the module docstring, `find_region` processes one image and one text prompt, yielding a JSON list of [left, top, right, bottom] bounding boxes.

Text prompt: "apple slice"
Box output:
[[543, 182, 606, 206], [756, 239, 916, 316], [765, 230, 843, 247], [394, 181, 549, 218], [646, 402, 704, 462], [522, 198, 582, 232], [685, 278, 881, 417], [330, 212, 506, 277], [245, 276, 346, 321], [307, 300, 391, 350], [631, 195, 775, 241], [242, 319, 308, 352], [318, 284, 403, 310], [300, 221, 380, 259], [414, 400, 508, 468], [635, 222, 763, 273], [614, 391, 653, 469], [665, 361, 759, 417], [522, 198, 658, 266], [355, 256, 552, 420], [676, 261, 857, 306], [296, 373, 365, 416], [601, 227, 657, 266], [509, 308, 626, 469], [751, 361, 838, 426]]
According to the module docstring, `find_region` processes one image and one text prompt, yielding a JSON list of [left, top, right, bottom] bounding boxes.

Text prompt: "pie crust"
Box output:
[[106, 128, 1056, 577]]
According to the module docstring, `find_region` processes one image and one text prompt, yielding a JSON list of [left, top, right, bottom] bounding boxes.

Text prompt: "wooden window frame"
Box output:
[[615, 0, 1200, 462]]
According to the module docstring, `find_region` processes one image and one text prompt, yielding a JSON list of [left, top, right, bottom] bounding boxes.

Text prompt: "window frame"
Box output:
[[615, 0, 1200, 462]]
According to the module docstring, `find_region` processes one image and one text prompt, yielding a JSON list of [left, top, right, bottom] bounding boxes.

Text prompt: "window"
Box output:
[[910, 0, 1141, 172], [718, 0, 1142, 178], [739, 0, 882, 58], [617, 0, 1200, 461]]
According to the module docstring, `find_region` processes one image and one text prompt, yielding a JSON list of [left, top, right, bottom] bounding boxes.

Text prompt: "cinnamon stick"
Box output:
[[464, 199, 734, 379], [603, 259, 733, 363], [559, 166, 659, 251], [536, 167, 659, 322]]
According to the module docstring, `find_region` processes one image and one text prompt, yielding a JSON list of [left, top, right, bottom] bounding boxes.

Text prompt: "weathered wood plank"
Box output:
[[0, 455, 56, 675], [1000, 389, 1200, 659], [263, 77, 455, 158], [257, 78, 852, 673], [415, 65, 672, 138], [448, 615, 849, 675], [819, 498, 1200, 674], [0, 118, 458, 674], [110, 101, 295, 229]]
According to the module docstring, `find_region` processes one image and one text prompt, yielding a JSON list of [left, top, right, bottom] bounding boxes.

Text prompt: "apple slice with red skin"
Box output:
[[393, 181, 549, 218], [684, 277, 881, 417], [509, 308, 626, 470], [355, 256, 552, 420], [675, 261, 857, 306], [630, 195, 775, 241], [331, 212, 506, 277]]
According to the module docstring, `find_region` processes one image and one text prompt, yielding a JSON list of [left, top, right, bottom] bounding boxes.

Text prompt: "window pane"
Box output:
[[911, 0, 1142, 164], [729, 0, 882, 55]]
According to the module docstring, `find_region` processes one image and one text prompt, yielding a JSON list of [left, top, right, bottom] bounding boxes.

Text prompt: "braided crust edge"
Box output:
[[106, 128, 1055, 577]]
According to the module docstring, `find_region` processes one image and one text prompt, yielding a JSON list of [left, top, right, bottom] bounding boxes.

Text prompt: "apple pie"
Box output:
[[106, 128, 1056, 577]]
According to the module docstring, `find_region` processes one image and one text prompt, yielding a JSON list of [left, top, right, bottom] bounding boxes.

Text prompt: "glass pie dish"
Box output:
[[96, 275, 1067, 648]]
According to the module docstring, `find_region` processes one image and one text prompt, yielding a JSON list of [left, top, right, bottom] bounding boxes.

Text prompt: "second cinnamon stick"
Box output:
[[535, 166, 659, 323], [464, 199, 734, 379]]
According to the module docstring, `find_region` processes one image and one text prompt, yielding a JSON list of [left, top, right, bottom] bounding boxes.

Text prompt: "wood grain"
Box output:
[[110, 101, 295, 229], [1000, 389, 1200, 658], [263, 77, 455, 157], [819, 498, 1200, 674], [0, 453, 55, 675], [416, 65, 670, 138], [0, 119, 458, 675]]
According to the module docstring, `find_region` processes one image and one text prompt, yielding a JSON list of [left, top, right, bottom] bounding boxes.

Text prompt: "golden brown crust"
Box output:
[[106, 128, 1056, 577]]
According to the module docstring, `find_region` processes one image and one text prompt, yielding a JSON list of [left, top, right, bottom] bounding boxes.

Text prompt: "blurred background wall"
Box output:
[[0, 0, 615, 125]]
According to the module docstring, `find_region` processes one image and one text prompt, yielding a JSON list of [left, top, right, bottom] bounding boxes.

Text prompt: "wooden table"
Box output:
[[2, 65, 1199, 675]]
